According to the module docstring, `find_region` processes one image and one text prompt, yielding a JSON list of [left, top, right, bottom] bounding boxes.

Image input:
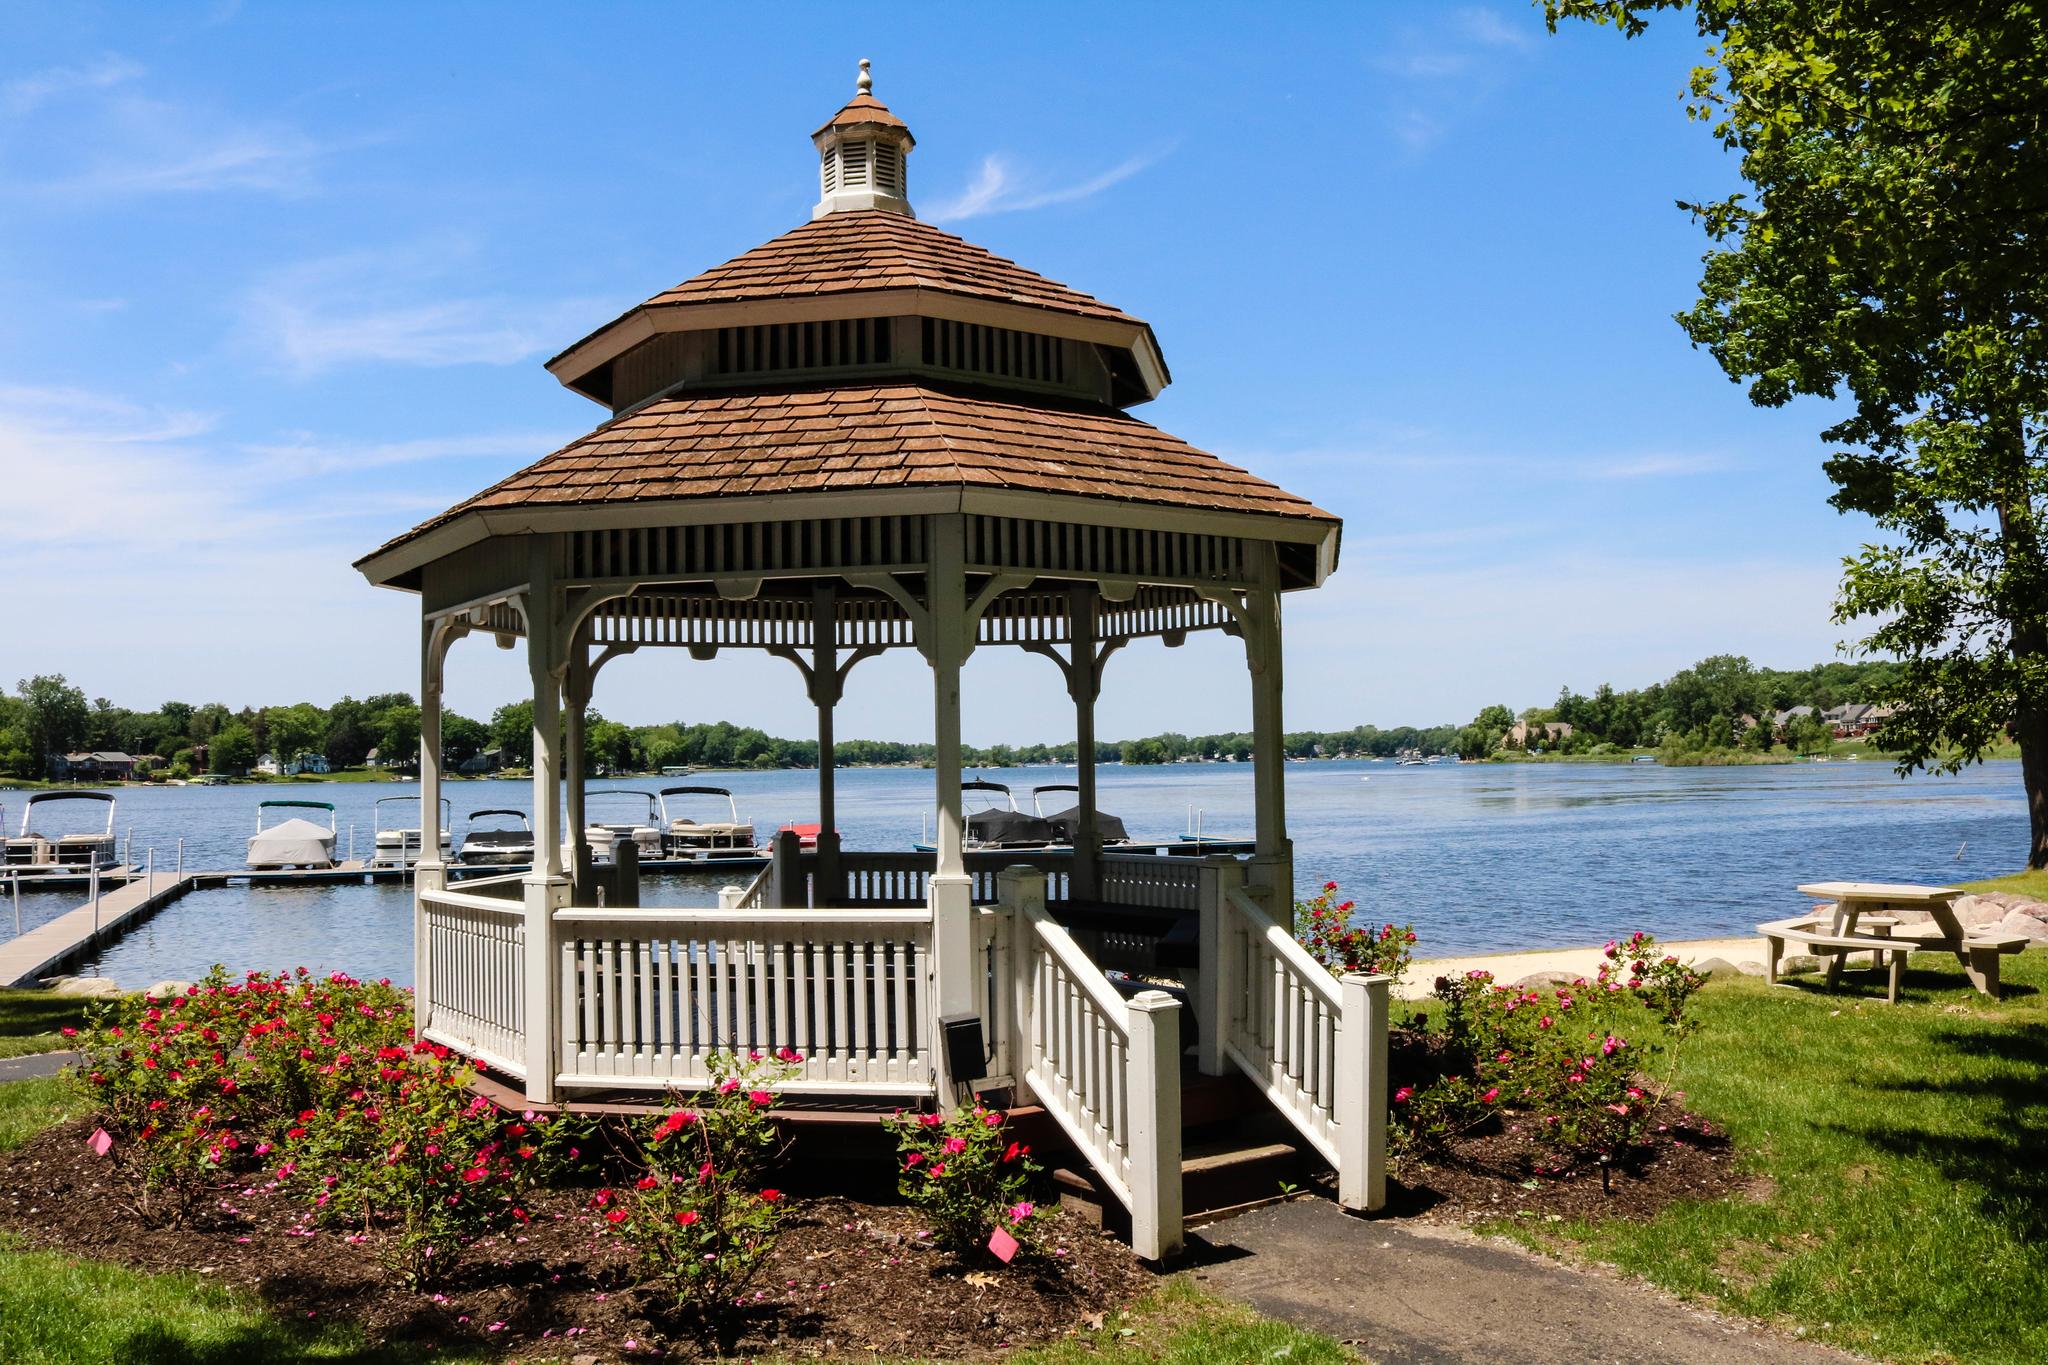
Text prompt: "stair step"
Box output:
[[1181, 1138, 1299, 1175]]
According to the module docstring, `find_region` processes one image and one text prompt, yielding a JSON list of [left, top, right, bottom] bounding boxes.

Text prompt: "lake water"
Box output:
[[3, 759, 2028, 987]]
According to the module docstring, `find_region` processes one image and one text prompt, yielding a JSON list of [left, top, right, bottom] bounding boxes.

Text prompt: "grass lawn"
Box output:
[[1506, 951, 2048, 1365], [0, 989, 96, 1061], [1962, 868, 2048, 900]]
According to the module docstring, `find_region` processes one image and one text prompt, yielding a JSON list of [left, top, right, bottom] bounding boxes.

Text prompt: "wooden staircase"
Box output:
[[1049, 1066, 1325, 1240]]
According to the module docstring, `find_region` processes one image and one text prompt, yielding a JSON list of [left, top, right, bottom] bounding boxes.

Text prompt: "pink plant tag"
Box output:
[[988, 1226, 1019, 1263], [88, 1128, 114, 1158]]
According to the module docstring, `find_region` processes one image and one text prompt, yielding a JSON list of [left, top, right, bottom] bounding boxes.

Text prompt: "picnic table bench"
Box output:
[[1759, 881, 2029, 1002]]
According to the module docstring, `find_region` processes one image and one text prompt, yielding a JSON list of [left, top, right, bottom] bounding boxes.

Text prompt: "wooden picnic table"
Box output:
[[1780, 881, 2026, 999]]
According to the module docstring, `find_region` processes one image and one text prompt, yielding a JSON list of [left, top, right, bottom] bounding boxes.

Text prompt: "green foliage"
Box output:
[[883, 1100, 1051, 1257], [208, 722, 257, 774], [601, 1051, 794, 1316], [14, 675, 87, 778], [1551, 1, 2048, 862]]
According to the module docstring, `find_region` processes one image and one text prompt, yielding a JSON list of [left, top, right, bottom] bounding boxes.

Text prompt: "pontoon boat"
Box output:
[[1031, 784, 1132, 848], [371, 795, 453, 868], [584, 789, 663, 860], [2, 791, 118, 872], [657, 786, 756, 859]]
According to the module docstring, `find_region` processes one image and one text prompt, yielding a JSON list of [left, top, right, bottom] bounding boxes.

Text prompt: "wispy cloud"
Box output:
[[925, 150, 1163, 224], [3, 54, 329, 199], [1, 54, 144, 116], [242, 246, 595, 376], [1455, 6, 1539, 51], [1370, 6, 1541, 153], [244, 430, 572, 477], [1235, 442, 1743, 484]]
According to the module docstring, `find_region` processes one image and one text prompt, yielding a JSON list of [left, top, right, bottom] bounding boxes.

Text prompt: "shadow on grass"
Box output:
[[1771, 966, 2039, 1003], [1833, 1023, 2048, 1242], [112, 1323, 428, 1365]]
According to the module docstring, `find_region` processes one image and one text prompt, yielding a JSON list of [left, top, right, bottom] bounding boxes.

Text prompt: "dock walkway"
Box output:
[[0, 872, 199, 988]]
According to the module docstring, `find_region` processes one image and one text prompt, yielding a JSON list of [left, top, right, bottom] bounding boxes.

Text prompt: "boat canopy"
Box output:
[[466, 808, 530, 826], [248, 818, 338, 868], [374, 795, 451, 828], [19, 790, 116, 835]]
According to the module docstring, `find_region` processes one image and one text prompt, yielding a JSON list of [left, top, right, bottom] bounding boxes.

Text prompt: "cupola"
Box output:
[[812, 59, 914, 218]]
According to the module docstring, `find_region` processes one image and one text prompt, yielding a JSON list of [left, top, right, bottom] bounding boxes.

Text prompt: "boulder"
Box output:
[[1945, 895, 2007, 929], [144, 980, 196, 999], [43, 975, 122, 997], [1780, 954, 1826, 975], [1994, 910, 2048, 944], [1511, 970, 1577, 989], [1689, 956, 1745, 977]]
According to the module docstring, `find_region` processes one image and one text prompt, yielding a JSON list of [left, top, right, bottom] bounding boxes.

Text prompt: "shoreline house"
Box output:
[[354, 65, 1382, 1261], [52, 751, 137, 782], [1503, 720, 1572, 750], [255, 751, 332, 777]]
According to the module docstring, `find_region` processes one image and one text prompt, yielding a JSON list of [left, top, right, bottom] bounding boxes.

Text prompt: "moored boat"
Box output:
[[584, 789, 663, 860], [2, 791, 118, 872], [457, 809, 535, 866], [657, 786, 756, 859], [247, 799, 338, 870], [370, 795, 452, 868]]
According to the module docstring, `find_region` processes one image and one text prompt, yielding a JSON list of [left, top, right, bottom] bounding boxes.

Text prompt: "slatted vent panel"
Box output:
[[840, 139, 871, 188], [921, 318, 1066, 385], [714, 318, 893, 376], [821, 147, 838, 194], [964, 516, 1252, 586], [873, 142, 902, 194], [565, 515, 929, 582]]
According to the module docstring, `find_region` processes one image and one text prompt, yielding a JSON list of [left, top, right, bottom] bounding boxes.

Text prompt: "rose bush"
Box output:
[[599, 1050, 796, 1317], [882, 1100, 1050, 1258], [71, 966, 413, 1225], [1395, 932, 1708, 1183], [1296, 881, 1416, 984]]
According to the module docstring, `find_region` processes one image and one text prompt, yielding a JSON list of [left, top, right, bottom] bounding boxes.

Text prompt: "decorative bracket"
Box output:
[[767, 641, 887, 707], [1020, 636, 1125, 704]]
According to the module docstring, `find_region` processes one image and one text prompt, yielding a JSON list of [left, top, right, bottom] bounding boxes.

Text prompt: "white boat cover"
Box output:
[[248, 818, 337, 869]]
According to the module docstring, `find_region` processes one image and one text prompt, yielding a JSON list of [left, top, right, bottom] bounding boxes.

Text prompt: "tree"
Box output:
[[1552, 2, 2048, 862], [490, 702, 535, 768], [442, 713, 490, 768], [15, 675, 88, 777], [264, 703, 327, 768], [209, 722, 258, 774]]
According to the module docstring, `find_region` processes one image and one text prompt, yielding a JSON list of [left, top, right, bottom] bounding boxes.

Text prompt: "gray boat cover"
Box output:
[[967, 808, 1057, 846], [1041, 805, 1129, 844], [247, 818, 337, 868]]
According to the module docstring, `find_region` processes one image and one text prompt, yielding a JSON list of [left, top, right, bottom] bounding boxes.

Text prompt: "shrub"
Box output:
[[882, 1100, 1050, 1258], [600, 1051, 795, 1316], [71, 966, 412, 1225], [278, 1039, 577, 1287], [1296, 880, 1416, 984], [1395, 932, 1708, 1182]]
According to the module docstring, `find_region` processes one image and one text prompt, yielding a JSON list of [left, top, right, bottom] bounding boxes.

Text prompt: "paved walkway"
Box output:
[[1185, 1199, 1861, 1364], [0, 1050, 78, 1082]]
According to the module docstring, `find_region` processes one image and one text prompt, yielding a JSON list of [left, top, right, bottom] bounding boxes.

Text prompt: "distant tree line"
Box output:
[[0, 655, 1904, 782], [1449, 656, 1904, 760]]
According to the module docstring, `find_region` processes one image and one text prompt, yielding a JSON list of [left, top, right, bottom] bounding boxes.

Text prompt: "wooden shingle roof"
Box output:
[[636, 212, 1136, 325], [365, 382, 1332, 561], [813, 92, 911, 137]]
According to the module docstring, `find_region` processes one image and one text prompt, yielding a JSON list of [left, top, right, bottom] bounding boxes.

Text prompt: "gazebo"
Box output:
[[355, 64, 1383, 1259]]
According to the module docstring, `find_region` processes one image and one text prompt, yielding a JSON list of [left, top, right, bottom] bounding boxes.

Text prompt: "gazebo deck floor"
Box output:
[[465, 1067, 1038, 1126]]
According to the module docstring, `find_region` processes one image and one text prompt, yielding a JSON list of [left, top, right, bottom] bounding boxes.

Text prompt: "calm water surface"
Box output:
[[3, 759, 2025, 986]]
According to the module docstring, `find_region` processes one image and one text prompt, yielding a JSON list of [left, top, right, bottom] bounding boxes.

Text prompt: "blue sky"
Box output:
[[0, 3, 1869, 745]]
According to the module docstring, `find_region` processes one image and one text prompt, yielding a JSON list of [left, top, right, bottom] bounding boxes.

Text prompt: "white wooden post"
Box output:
[[1126, 989, 1184, 1261], [1193, 855, 1242, 1076], [521, 542, 567, 1103], [718, 884, 744, 910], [563, 635, 590, 874], [998, 864, 1045, 1088], [1069, 586, 1100, 902], [1336, 972, 1390, 1212], [928, 514, 975, 1106], [416, 615, 450, 1025], [812, 582, 840, 903], [1243, 545, 1294, 915]]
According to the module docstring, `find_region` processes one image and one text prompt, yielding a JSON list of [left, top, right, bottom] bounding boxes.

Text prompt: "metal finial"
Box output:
[[857, 58, 872, 96]]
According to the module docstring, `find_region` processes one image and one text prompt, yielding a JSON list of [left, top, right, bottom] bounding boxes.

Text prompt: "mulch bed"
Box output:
[[0, 1117, 1149, 1361], [1386, 1100, 1748, 1223]]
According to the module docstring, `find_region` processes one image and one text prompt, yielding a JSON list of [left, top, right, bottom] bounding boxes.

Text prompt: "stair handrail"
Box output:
[[999, 865, 1182, 1261], [1207, 876, 1389, 1213]]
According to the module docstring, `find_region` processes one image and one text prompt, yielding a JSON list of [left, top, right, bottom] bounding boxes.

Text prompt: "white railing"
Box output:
[[830, 849, 1070, 909], [1098, 852, 1202, 909], [420, 886, 528, 1078], [553, 907, 936, 1094], [1004, 868, 1182, 1261], [720, 863, 773, 912], [447, 868, 526, 899], [1209, 882, 1387, 1211]]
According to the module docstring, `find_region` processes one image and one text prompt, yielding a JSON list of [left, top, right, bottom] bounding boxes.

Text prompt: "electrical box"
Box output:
[[938, 1011, 987, 1083]]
